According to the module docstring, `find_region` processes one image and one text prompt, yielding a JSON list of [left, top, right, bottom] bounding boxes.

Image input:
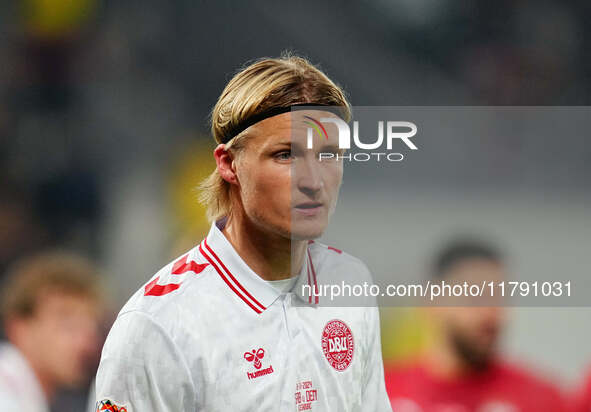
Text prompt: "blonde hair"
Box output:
[[199, 53, 351, 222], [1, 251, 102, 324]]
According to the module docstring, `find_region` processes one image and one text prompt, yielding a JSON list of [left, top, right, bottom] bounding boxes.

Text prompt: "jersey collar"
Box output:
[[198, 220, 319, 313], [198, 220, 281, 314]]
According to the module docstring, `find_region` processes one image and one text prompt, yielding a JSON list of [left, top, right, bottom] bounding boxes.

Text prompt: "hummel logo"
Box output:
[[244, 348, 274, 380], [244, 348, 265, 369]]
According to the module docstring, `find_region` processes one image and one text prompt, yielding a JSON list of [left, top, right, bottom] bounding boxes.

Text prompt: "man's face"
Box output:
[[435, 259, 506, 369], [23, 291, 101, 387], [234, 110, 343, 240]]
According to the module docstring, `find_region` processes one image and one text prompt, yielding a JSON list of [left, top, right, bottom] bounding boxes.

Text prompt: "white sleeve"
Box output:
[[361, 305, 392, 412], [95, 310, 196, 411]]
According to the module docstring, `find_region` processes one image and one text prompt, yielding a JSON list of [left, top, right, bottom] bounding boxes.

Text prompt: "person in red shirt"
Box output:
[[385, 239, 568, 412]]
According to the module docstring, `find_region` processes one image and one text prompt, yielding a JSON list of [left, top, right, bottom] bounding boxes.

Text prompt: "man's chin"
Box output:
[[291, 215, 329, 239], [290, 225, 326, 241]]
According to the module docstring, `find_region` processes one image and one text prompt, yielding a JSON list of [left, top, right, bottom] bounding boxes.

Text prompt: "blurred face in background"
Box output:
[[434, 258, 507, 369], [230, 111, 343, 241], [10, 289, 101, 388]]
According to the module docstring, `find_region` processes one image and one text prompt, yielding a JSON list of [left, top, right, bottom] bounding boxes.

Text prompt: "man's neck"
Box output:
[[221, 214, 307, 281]]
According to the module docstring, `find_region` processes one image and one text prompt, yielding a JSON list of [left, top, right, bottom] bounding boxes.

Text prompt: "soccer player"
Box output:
[[0, 251, 103, 412], [385, 239, 568, 412], [95, 55, 391, 411]]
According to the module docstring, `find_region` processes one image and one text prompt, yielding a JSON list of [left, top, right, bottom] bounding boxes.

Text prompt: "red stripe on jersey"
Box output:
[[199, 242, 264, 314], [144, 254, 208, 297], [203, 239, 266, 311], [172, 254, 209, 275], [327, 246, 342, 254], [307, 249, 319, 304], [144, 277, 181, 296]]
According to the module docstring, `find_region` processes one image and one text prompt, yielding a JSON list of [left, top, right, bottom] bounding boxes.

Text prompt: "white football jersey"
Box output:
[[0, 343, 49, 412], [95, 220, 391, 412]]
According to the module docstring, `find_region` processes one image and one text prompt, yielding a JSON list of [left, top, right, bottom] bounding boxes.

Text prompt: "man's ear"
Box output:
[[214, 144, 238, 185]]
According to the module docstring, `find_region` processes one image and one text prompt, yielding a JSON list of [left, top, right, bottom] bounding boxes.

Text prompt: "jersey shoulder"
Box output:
[[117, 243, 218, 322], [307, 240, 379, 307], [308, 240, 373, 283]]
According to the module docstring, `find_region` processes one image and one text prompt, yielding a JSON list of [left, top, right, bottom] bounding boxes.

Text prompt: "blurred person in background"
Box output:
[[0, 251, 104, 412], [385, 239, 569, 412]]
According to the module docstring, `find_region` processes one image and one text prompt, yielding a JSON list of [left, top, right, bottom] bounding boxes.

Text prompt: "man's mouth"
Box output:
[[293, 202, 324, 216], [295, 202, 322, 209]]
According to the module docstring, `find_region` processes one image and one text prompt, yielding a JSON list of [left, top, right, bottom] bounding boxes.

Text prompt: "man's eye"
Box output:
[[275, 151, 292, 160]]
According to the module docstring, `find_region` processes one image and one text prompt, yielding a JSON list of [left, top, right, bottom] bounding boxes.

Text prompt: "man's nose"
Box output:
[[295, 156, 323, 196]]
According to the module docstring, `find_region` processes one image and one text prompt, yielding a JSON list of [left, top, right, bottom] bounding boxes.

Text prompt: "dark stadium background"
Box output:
[[1, 1, 590, 410]]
